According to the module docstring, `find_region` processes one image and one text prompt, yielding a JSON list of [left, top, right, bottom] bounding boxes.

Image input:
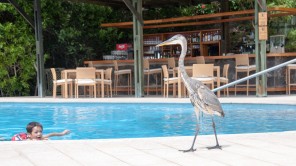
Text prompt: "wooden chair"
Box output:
[[167, 57, 176, 76], [88, 61, 94, 67], [192, 64, 214, 89], [214, 64, 229, 96], [286, 64, 296, 95], [235, 54, 256, 96], [161, 65, 178, 97], [144, 59, 162, 95], [113, 60, 132, 95], [75, 67, 96, 98], [50, 68, 73, 98], [196, 56, 205, 64], [96, 68, 113, 97]]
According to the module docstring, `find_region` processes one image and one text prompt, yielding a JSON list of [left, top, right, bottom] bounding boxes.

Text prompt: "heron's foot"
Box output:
[[207, 144, 222, 150], [179, 147, 196, 153]]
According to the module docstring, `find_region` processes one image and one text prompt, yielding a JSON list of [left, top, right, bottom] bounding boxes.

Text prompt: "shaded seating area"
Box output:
[[48, 67, 107, 98]]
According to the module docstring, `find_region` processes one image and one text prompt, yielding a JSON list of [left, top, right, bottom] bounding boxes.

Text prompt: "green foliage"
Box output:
[[0, 3, 36, 96], [286, 29, 296, 51], [42, 1, 114, 68], [267, 0, 296, 24], [268, 0, 296, 8], [229, 0, 254, 11], [98, 28, 127, 54]]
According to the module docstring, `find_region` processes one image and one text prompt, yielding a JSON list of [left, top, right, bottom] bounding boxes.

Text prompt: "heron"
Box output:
[[157, 34, 225, 152]]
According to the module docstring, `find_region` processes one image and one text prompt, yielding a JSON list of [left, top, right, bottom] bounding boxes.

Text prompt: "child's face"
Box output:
[[29, 126, 43, 140]]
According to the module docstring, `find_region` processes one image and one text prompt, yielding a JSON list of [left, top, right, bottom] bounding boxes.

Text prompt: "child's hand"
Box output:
[[62, 129, 71, 135]]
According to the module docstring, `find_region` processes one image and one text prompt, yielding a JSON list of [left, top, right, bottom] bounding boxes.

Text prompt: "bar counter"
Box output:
[[85, 52, 296, 66], [84, 52, 296, 94]]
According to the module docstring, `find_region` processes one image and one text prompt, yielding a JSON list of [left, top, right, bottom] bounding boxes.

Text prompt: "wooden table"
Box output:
[[62, 69, 105, 98], [174, 65, 220, 98]]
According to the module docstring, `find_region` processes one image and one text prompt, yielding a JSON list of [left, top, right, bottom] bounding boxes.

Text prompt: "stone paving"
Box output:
[[0, 95, 295, 166]]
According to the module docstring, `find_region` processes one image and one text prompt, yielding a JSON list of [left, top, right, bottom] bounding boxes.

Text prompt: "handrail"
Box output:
[[212, 58, 296, 93]]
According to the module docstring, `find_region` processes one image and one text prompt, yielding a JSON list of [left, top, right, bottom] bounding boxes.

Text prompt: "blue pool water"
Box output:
[[0, 103, 296, 141]]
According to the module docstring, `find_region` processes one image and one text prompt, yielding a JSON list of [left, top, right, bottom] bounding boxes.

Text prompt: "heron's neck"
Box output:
[[178, 39, 190, 81]]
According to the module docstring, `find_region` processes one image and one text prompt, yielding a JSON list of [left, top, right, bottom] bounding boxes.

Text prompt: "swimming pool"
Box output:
[[0, 102, 295, 141]]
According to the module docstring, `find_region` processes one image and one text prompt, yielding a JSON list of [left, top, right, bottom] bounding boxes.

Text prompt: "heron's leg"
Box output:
[[179, 124, 199, 152], [207, 116, 222, 150]]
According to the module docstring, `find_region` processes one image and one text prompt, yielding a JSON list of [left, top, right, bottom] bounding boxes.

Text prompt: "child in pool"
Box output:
[[12, 122, 70, 141], [26, 122, 70, 140]]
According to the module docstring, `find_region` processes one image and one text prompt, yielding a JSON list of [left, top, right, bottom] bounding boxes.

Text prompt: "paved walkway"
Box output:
[[0, 95, 296, 166]]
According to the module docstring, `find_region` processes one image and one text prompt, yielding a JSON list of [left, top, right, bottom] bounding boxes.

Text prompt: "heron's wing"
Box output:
[[198, 85, 224, 116], [188, 79, 223, 115], [186, 78, 203, 107], [183, 77, 224, 116], [187, 79, 206, 110]]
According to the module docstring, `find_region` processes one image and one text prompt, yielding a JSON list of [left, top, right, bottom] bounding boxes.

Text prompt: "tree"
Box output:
[[0, 3, 36, 96]]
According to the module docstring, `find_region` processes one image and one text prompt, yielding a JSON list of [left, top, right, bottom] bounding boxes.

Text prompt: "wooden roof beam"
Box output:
[[268, 7, 296, 13], [101, 8, 296, 28], [101, 9, 254, 27], [109, 12, 296, 29], [142, 12, 296, 29]]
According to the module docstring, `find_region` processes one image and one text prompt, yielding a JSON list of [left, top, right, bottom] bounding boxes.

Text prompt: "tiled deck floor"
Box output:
[[0, 95, 296, 166]]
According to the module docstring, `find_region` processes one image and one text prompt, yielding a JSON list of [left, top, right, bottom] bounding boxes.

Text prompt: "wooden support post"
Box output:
[[221, 0, 230, 54], [132, 0, 144, 97], [34, 0, 45, 97], [255, 0, 267, 97]]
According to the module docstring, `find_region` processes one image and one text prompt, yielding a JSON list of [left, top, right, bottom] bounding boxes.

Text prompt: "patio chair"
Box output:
[[235, 54, 256, 96], [162, 65, 178, 97], [196, 56, 205, 64], [96, 68, 113, 97], [192, 64, 214, 89], [144, 59, 162, 95], [214, 64, 229, 96], [113, 60, 132, 95], [286, 64, 296, 95], [75, 67, 96, 98], [167, 57, 176, 76], [50, 68, 74, 98]]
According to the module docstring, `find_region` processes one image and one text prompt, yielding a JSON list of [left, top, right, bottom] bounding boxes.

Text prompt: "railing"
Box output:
[[212, 58, 296, 93]]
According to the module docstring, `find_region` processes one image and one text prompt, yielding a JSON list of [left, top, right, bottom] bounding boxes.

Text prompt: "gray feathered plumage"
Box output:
[[157, 34, 224, 152]]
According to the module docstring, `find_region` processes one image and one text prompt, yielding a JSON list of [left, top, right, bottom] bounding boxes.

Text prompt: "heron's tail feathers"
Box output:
[[214, 109, 225, 117]]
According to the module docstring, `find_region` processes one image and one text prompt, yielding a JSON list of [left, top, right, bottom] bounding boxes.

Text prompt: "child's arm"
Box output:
[[43, 129, 70, 139]]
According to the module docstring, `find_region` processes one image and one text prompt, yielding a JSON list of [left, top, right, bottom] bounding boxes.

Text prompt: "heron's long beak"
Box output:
[[156, 38, 176, 47]]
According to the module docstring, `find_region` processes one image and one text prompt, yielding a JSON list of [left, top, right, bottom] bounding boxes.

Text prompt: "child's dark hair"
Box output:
[[26, 122, 43, 133]]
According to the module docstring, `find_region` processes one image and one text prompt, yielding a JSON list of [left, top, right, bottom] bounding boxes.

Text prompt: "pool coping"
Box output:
[[0, 95, 296, 104]]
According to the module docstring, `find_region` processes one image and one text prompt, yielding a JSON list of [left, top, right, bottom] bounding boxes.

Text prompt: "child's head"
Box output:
[[26, 122, 43, 140]]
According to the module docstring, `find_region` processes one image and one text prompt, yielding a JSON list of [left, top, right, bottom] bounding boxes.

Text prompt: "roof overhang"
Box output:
[[101, 7, 296, 29]]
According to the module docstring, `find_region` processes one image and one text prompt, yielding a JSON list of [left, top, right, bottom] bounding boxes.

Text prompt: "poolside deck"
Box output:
[[0, 95, 296, 166]]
